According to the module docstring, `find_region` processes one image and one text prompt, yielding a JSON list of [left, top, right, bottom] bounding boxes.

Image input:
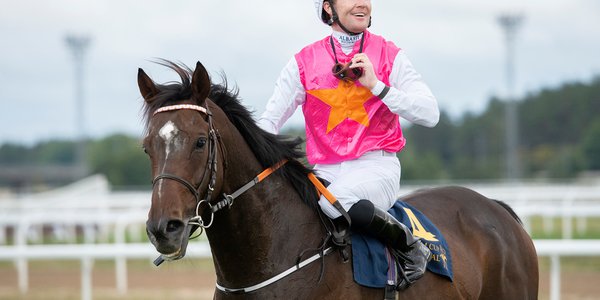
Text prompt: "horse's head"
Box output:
[[138, 61, 222, 260]]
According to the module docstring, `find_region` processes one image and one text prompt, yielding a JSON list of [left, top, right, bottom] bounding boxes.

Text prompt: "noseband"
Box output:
[[151, 104, 220, 229]]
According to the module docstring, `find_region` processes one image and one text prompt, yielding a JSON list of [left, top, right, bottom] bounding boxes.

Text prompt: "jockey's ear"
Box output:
[[191, 61, 211, 104], [137, 68, 160, 102]]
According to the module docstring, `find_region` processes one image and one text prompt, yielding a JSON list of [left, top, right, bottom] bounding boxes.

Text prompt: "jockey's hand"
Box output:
[[350, 53, 378, 90]]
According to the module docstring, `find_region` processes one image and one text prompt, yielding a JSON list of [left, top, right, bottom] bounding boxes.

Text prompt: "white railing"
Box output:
[[0, 242, 211, 300], [1, 177, 600, 300], [1, 178, 598, 245], [3, 190, 599, 245], [400, 183, 600, 238], [535, 239, 600, 300], [0, 240, 598, 300]]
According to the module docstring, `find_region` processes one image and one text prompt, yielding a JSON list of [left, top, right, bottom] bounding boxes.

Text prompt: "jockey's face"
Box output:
[[324, 0, 372, 33]]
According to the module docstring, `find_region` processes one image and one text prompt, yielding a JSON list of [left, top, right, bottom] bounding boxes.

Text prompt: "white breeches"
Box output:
[[314, 150, 401, 219]]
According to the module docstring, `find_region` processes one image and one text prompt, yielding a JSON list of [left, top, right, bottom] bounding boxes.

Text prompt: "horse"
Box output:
[[139, 60, 539, 299]]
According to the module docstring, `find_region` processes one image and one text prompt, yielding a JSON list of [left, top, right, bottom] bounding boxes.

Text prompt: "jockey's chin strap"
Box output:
[[328, 3, 372, 36]]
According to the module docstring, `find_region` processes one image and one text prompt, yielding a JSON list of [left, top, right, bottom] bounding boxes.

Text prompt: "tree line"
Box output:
[[1, 76, 599, 187], [401, 77, 600, 181]]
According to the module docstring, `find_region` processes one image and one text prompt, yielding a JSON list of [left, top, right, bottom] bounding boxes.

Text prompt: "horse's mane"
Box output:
[[141, 60, 319, 209]]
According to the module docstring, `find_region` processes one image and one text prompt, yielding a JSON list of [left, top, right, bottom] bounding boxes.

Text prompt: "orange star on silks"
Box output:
[[307, 81, 373, 133]]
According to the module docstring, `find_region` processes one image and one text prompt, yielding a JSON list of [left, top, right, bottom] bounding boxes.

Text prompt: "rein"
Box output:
[[150, 104, 335, 292], [216, 247, 334, 294]]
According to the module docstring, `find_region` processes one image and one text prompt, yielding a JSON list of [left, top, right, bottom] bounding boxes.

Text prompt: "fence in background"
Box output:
[[0, 242, 210, 300], [1, 176, 600, 300], [401, 182, 600, 238], [0, 239, 598, 300]]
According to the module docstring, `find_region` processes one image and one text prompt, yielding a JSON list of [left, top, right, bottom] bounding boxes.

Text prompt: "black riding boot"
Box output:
[[348, 200, 432, 289]]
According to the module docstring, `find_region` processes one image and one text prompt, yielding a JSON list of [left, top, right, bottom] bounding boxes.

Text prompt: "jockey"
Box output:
[[258, 0, 439, 288]]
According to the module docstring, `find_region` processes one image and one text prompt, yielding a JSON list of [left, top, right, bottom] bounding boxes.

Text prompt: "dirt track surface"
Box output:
[[1, 259, 600, 300]]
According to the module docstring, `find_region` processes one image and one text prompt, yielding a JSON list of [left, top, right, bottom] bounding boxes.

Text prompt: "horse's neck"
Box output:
[[205, 142, 324, 288]]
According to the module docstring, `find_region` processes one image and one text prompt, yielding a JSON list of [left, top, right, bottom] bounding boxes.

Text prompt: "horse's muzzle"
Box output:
[[146, 218, 190, 258]]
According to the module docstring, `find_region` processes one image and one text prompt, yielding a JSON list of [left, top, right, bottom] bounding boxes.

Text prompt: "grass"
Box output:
[[0, 258, 217, 300], [538, 256, 600, 272], [528, 216, 600, 239], [528, 217, 600, 273]]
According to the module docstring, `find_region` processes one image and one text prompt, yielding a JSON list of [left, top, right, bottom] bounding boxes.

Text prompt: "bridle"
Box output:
[[151, 104, 220, 230], [150, 103, 224, 269], [151, 102, 291, 235], [151, 103, 290, 232], [149, 103, 335, 294]]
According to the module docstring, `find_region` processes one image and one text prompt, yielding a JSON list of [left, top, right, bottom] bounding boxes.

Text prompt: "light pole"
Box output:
[[65, 34, 91, 177], [497, 13, 524, 181]]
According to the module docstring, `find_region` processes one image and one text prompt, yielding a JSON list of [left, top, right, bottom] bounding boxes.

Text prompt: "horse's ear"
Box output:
[[137, 68, 160, 102], [191, 61, 211, 104]]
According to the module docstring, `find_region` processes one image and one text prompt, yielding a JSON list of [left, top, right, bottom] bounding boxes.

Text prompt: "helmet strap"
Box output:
[[329, 4, 371, 35]]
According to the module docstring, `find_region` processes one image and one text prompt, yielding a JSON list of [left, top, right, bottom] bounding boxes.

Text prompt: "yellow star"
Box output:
[[307, 81, 373, 133]]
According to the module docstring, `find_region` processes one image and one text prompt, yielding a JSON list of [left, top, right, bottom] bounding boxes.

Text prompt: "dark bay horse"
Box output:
[[139, 60, 539, 299]]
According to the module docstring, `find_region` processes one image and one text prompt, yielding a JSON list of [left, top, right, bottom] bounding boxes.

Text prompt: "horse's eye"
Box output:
[[142, 146, 148, 154], [196, 137, 207, 149]]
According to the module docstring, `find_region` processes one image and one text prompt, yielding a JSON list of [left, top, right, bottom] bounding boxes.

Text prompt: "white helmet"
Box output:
[[314, 0, 328, 24]]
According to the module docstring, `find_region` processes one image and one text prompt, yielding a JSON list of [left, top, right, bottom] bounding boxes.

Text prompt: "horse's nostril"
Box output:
[[166, 220, 184, 233]]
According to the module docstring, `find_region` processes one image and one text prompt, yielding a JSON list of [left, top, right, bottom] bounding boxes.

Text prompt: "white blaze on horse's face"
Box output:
[[159, 120, 180, 161], [157, 120, 184, 197]]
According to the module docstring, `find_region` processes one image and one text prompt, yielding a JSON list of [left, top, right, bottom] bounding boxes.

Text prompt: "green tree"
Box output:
[[87, 134, 151, 187], [0, 144, 30, 165], [581, 120, 600, 170], [33, 140, 77, 164], [1, 76, 599, 186], [399, 146, 447, 181]]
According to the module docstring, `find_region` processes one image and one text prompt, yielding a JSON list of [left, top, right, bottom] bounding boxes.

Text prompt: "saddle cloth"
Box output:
[[351, 200, 454, 288]]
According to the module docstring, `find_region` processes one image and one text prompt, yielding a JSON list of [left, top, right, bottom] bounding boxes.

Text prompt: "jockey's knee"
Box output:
[[348, 199, 375, 230]]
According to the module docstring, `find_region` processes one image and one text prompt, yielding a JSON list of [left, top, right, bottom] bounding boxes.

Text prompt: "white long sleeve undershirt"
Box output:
[[258, 34, 440, 134]]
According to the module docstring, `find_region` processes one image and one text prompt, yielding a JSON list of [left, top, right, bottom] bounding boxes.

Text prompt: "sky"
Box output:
[[0, 0, 599, 145]]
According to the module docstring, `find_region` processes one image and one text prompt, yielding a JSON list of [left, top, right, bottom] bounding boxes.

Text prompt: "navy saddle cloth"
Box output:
[[351, 200, 453, 288]]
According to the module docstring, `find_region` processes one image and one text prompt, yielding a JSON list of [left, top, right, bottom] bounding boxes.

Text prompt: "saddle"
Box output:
[[351, 201, 454, 292], [308, 175, 453, 299]]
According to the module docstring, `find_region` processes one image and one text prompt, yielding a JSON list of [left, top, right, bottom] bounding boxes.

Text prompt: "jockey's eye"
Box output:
[[196, 137, 207, 149]]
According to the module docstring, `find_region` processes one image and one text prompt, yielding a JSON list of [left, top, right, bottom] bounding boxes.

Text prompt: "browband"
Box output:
[[153, 104, 207, 115]]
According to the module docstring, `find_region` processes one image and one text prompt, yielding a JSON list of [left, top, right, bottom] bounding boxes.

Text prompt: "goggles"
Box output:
[[332, 62, 363, 82]]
